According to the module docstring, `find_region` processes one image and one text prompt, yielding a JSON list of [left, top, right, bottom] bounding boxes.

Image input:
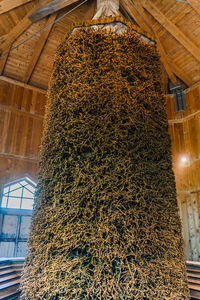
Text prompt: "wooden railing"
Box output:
[[187, 261, 200, 299], [0, 258, 24, 300]]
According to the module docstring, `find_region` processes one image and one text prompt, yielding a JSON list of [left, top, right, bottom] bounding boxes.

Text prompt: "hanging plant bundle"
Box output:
[[20, 19, 189, 299]]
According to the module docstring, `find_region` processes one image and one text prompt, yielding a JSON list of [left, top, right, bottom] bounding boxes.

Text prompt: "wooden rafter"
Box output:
[[168, 58, 193, 87], [0, 46, 11, 75], [120, 0, 151, 34], [142, 0, 200, 63], [131, 0, 153, 34], [0, 0, 51, 54], [0, 0, 33, 15], [154, 32, 177, 85], [23, 13, 57, 83], [83, 0, 96, 19], [29, 0, 80, 22], [121, 0, 177, 85], [0, 35, 7, 44], [185, 0, 200, 15], [93, 0, 119, 18], [132, 0, 195, 86]]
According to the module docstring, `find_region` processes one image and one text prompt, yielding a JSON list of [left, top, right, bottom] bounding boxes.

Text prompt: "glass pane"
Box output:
[[9, 183, 21, 192], [20, 180, 28, 186], [9, 188, 22, 197], [21, 198, 34, 210], [7, 197, 20, 209], [23, 188, 34, 198], [1, 178, 36, 210], [1, 196, 7, 208], [25, 185, 35, 193], [3, 187, 9, 194]]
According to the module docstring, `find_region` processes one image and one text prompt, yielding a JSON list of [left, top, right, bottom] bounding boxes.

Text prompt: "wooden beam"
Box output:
[[154, 32, 177, 85], [23, 13, 57, 83], [0, 18, 31, 53], [0, 103, 44, 120], [168, 58, 193, 87], [0, 152, 39, 163], [131, 0, 153, 32], [122, 0, 176, 84], [93, 0, 119, 18], [184, 0, 200, 16], [132, 0, 194, 86], [0, 76, 47, 94], [0, 45, 11, 75], [0, 34, 7, 44], [29, 0, 79, 22], [0, 0, 33, 15], [120, 0, 152, 34], [120, 2, 137, 23], [142, 0, 200, 63], [83, 0, 96, 19], [0, 0, 51, 53]]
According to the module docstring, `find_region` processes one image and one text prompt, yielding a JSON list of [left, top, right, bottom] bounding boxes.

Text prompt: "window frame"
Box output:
[[0, 177, 37, 210]]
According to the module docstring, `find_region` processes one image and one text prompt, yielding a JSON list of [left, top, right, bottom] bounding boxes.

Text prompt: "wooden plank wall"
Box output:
[[0, 78, 199, 261], [167, 83, 200, 261], [0, 79, 46, 189]]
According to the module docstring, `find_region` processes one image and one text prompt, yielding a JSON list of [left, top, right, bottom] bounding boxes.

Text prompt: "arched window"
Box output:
[[1, 177, 36, 210]]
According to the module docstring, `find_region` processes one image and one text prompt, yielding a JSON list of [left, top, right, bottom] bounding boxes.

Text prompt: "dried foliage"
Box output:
[[20, 23, 189, 299]]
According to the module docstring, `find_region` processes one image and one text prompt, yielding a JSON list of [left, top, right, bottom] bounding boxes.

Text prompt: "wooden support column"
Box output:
[[93, 0, 119, 19]]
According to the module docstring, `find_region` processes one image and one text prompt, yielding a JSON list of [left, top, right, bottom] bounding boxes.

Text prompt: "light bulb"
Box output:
[[180, 155, 189, 165]]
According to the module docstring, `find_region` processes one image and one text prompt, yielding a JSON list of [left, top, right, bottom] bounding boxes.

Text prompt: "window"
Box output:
[[1, 177, 36, 210]]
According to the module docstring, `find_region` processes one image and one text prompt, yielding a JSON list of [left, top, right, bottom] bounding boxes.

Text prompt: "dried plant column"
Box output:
[[20, 21, 189, 299]]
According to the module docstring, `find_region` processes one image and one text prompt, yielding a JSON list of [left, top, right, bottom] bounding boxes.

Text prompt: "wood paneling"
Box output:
[[167, 82, 200, 261], [0, 79, 46, 188], [0, 0, 33, 15]]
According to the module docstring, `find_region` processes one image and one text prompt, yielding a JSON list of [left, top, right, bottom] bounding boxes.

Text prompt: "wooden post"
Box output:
[[93, 0, 119, 19]]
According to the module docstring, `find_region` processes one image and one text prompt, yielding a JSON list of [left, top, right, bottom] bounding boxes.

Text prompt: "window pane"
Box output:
[[9, 183, 21, 192], [25, 185, 35, 193], [23, 188, 34, 198], [1, 177, 36, 210], [20, 180, 28, 186], [4, 187, 9, 194], [21, 198, 34, 210], [1, 196, 7, 208], [7, 197, 21, 209], [9, 188, 22, 198]]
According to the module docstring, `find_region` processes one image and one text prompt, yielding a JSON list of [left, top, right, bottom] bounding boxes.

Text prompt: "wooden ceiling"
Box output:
[[0, 0, 200, 91]]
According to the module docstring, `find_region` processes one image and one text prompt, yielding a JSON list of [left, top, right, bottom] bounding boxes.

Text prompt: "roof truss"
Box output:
[[29, 0, 80, 22], [142, 0, 200, 63], [0, 0, 51, 53], [0, 0, 33, 15], [23, 13, 57, 83], [0, 0, 199, 88]]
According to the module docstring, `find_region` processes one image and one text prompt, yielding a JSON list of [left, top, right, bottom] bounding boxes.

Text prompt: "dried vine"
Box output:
[[20, 24, 189, 299]]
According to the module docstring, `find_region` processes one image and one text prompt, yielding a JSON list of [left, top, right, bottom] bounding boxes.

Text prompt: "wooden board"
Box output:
[[166, 83, 200, 261]]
